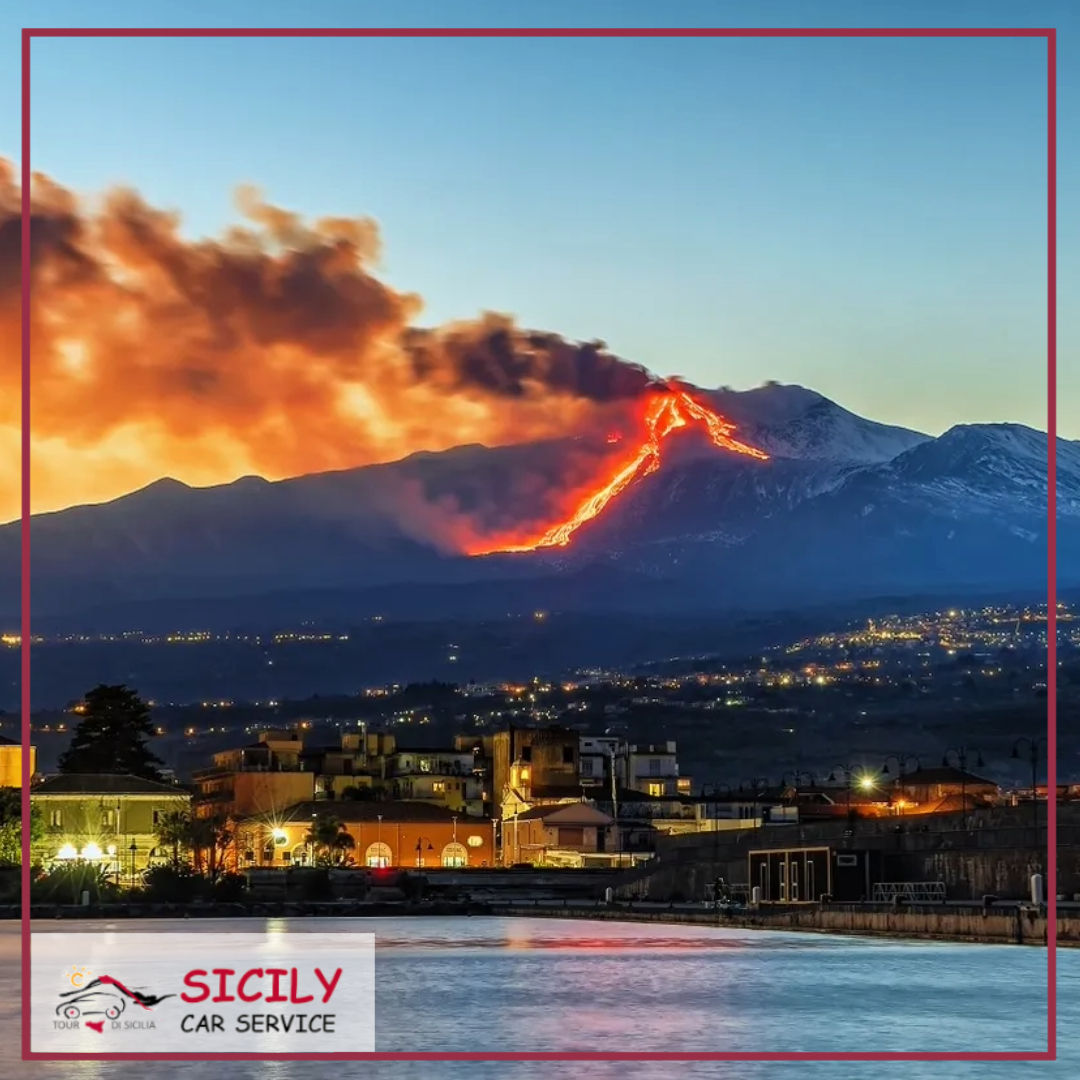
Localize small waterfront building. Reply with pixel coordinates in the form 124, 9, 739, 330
502, 802, 615, 867
31, 773, 192, 881
748, 846, 883, 903
892, 766, 1000, 813
231, 799, 496, 871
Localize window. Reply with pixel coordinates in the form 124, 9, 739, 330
49, 810, 62, 828
647, 782, 664, 798
521, 746, 531, 762
365, 842, 392, 868
101, 809, 115, 828
648, 759, 662, 776
441, 842, 468, 868
432, 781, 446, 794
562, 746, 574, 764
152, 809, 163, 825
281, 851, 292, 864
580, 758, 594, 776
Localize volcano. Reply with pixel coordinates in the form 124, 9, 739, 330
469, 386, 770, 554
2, 381, 1073, 633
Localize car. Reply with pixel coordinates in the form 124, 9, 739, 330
55, 989, 127, 1020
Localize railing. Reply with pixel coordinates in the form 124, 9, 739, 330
871, 881, 946, 903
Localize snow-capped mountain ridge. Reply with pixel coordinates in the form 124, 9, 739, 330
704, 383, 929, 464
2, 383, 1074, 625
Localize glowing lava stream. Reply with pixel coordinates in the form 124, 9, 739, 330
471, 388, 769, 555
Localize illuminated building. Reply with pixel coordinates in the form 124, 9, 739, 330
231, 800, 495, 870
0, 733, 35, 788
31, 773, 191, 879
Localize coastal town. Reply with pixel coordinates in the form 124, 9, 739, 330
2, 671, 1074, 948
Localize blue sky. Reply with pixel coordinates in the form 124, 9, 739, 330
4, 0, 1074, 438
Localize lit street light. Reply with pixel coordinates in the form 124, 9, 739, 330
827, 764, 878, 815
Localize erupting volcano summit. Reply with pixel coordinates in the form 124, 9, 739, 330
471, 386, 769, 555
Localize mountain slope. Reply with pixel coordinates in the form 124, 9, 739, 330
2, 386, 1072, 625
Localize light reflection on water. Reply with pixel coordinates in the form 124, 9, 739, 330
1, 917, 1075, 1080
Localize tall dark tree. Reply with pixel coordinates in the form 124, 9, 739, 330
58, 685, 164, 780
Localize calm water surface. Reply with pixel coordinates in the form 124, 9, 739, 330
1, 917, 1075, 1080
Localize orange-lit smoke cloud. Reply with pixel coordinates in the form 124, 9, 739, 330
0, 160, 656, 522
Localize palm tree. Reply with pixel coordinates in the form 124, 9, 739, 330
154, 810, 192, 868
305, 814, 355, 867
189, 814, 232, 878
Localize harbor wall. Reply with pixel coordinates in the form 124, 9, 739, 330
494, 901, 1078, 947
619, 805, 1080, 903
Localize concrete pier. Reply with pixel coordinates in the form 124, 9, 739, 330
491, 900, 1078, 946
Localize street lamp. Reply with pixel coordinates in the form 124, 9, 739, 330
1012, 736, 1047, 842
879, 755, 921, 813
942, 746, 985, 829
414, 837, 434, 868
702, 783, 733, 798
737, 777, 770, 794
827, 765, 854, 813
880, 754, 921, 778
128, 841, 137, 885
827, 765, 878, 814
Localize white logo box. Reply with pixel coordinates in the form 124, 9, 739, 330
31, 931, 375, 1054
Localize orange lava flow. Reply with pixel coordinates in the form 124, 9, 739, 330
470, 388, 769, 555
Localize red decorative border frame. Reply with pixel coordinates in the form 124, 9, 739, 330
19, 25, 1058, 1063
